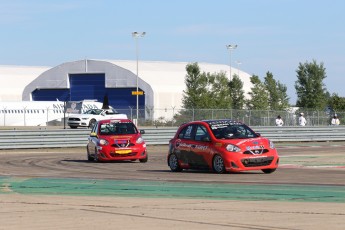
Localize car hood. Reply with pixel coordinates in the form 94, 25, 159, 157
102, 134, 141, 143
69, 114, 94, 119
219, 137, 271, 148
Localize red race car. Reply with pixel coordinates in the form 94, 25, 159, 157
167, 119, 279, 173
87, 119, 147, 162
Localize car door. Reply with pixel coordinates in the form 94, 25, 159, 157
174, 124, 195, 165
188, 124, 212, 168
87, 121, 99, 155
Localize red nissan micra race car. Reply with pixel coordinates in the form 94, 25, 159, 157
87, 119, 147, 162
167, 119, 279, 173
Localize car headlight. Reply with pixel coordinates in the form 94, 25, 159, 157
99, 139, 109, 146
269, 140, 275, 149
226, 144, 241, 152
136, 136, 144, 144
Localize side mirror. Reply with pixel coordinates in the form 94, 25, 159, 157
140, 130, 145, 134
256, 133, 261, 137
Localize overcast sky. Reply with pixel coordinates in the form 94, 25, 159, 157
1, 0, 344, 104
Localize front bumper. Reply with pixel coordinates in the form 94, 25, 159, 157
96, 145, 147, 161
67, 121, 88, 127
224, 153, 279, 172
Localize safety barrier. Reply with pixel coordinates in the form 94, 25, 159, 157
0, 126, 344, 149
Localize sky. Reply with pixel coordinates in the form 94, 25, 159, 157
1, 0, 344, 104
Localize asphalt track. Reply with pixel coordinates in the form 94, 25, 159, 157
1, 142, 345, 230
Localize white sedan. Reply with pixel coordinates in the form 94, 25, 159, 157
67, 109, 127, 129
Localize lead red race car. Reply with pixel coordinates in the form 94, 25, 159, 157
167, 119, 279, 173
87, 119, 147, 162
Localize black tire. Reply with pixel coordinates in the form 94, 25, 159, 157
262, 168, 276, 174
212, 155, 225, 174
87, 147, 94, 161
89, 119, 97, 129
94, 147, 99, 162
139, 155, 148, 163
168, 154, 182, 172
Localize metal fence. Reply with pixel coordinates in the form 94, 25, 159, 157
1, 126, 345, 149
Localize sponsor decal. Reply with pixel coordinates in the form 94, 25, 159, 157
193, 145, 208, 150
209, 120, 243, 130
176, 142, 209, 150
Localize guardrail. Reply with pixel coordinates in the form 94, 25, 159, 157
0, 126, 344, 149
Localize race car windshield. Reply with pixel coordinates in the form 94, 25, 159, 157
210, 124, 258, 139
84, 109, 103, 115
99, 123, 137, 135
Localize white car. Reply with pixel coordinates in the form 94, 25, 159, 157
67, 109, 128, 129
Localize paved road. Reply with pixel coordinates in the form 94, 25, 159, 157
1, 142, 345, 230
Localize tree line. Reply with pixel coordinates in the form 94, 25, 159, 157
182, 60, 345, 113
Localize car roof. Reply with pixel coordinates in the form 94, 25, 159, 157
177, 119, 244, 129
202, 119, 242, 124
183, 119, 243, 125
98, 119, 133, 124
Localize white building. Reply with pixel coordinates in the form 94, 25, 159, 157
0, 59, 253, 120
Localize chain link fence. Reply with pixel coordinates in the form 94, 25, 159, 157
116, 107, 344, 127
1, 106, 343, 127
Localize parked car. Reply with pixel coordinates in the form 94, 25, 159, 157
67, 108, 127, 129
167, 119, 279, 173
87, 118, 147, 162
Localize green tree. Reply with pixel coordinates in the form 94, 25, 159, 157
264, 71, 290, 110
295, 60, 328, 110
229, 74, 245, 109
276, 82, 290, 110
182, 63, 210, 109
328, 93, 345, 111
208, 71, 231, 109
182, 63, 232, 110
246, 75, 269, 110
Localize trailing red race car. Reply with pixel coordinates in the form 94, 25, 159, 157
87, 119, 147, 162
167, 119, 279, 173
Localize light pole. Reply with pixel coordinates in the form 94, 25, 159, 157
226, 44, 237, 81
236, 61, 241, 78
132, 31, 146, 125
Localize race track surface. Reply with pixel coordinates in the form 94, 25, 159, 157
1, 142, 345, 230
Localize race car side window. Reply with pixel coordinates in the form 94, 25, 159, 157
194, 125, 210, 141
178, 125, 194, 140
